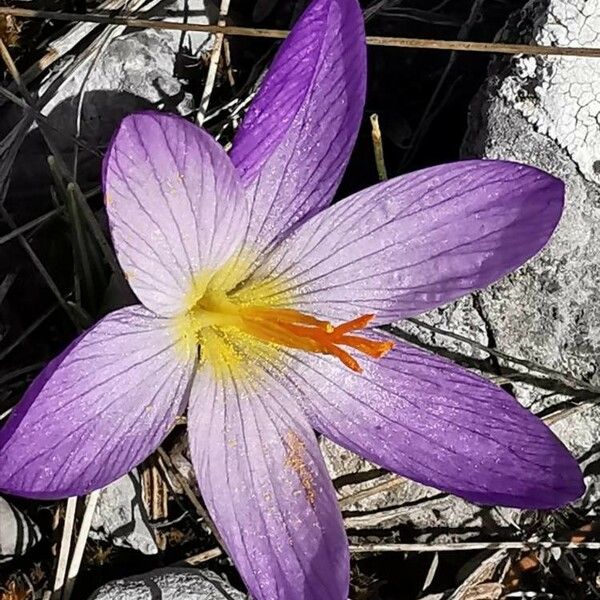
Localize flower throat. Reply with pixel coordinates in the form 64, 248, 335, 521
182, 286, 394, 374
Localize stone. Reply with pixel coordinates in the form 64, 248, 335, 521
3, 0, 214, 214
90, 470, 159, 555
461, 0, 600, 476
88, 567, 246, 600
0, 495, 41, 563
323, 0, 600, 540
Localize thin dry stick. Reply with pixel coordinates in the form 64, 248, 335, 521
197, 0, 231, 125
184, 547, 223, 565
222, 38, 235, 87
350, 541, 600, 553
4, 8, 600, 57
339, 475, 404, 508
52, 497, 78, 598
370, 113, 388, 181
156, 447, 225, 549
62, 491, 100, 600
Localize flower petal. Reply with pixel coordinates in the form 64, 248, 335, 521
245, 160, 564, 323
229, 0, 366, 253
0, 305, 195, 499
276, 334, 583, 509
103, 111, 248, 317
188, 365, 348, 600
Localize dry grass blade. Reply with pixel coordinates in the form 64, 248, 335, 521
52, 497, 78, 598
67, 180, 120, 274
0, 303, 60, 362
197, 0, 231, 125
155, 447, 226, 550
448, 550, 509, 600
3, 7, 600, 57
350, 541, 600, 553
339, 475, 405, 508
183, 547, 223, 565
370, 113, 388, 181
0, 204, 77, 325
62, 491, 101, 600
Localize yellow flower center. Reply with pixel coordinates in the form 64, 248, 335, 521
174, 260, 393, 378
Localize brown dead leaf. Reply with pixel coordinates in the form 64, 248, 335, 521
0, 580, 31, 600
0, 15, 21, 48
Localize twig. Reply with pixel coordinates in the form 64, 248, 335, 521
62, 491, 100, 600
156, 447, 225, 549
339, 475, 404, 508
4, 8, 600, 57
52, 497, 78, 598
370, 113, 388, 181
197, 0, 231, 125
184, 547, 223, 564
350, 541, 600, 553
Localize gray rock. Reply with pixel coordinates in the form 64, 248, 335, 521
5, 0, 214, 212
90, 470, 158, 555
0, 495, 41, 563
88, 568, 246, 600
462, 0, 600, 466
323, 0, 600, 540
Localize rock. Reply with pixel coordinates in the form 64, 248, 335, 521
90, 470, 159, 555
0, 496, 41, 563
88, 568, 246, 600
4, 0, 215, 213
461, 0, 600, 478
323, 0, 600, 540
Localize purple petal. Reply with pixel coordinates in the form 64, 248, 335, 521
229, 0, 366, 253
277, 334, 583, 509
244, 160, 564, 324
188, 365, 348, 600
103, 111, 248, 317
0, 305, 195, 499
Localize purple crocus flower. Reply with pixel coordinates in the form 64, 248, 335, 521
0, 0, 584, 597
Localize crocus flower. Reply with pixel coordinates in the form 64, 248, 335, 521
0, 0, 584, 597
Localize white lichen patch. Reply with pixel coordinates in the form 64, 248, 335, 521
497, 0, 600, 183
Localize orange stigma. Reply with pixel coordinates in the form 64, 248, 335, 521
237, 307, 394, 373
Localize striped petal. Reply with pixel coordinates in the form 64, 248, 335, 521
188, 360, 348, 600
0, 305, 195, 499
242, 160, 564, 323
229, 0, 366, 254
103, 111, 248, 317
276, 334, 583, 509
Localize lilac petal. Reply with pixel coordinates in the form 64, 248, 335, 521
245, 160, 564, 324
229, 0, 366, 254
0, 305, 195, 499
277, 334, 583, 509
188, 365, 348, 600
103, 111, 248, 317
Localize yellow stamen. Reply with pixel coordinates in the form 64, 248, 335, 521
188, 294, 393, 373
175, 260, 394, 376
